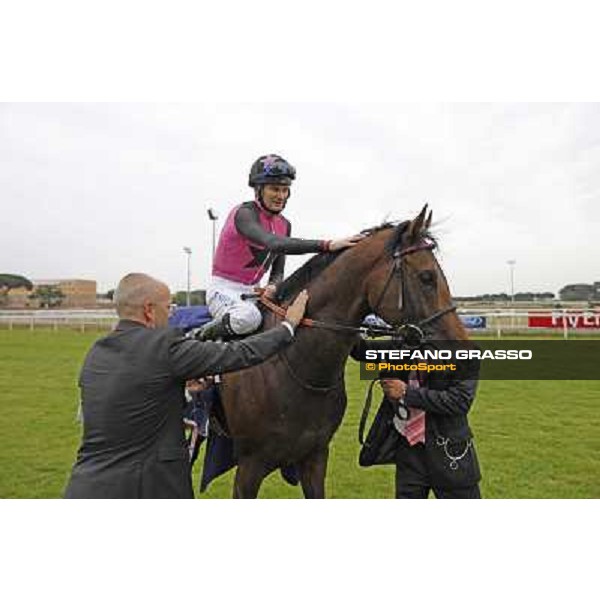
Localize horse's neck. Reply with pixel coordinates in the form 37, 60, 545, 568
306, 255, 371, 326
276, 258, 371, 388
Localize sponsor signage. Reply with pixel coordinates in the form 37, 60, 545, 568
528, 312, 600, 329
460, 315, 487, 329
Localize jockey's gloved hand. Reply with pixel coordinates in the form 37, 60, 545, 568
264, 284, 277, 299
328, 234, 366, 252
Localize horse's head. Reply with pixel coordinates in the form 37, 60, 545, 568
362, 205, 468, 342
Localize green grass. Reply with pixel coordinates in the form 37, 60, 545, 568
1, 329, 599, 498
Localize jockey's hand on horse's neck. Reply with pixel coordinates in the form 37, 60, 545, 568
264, 284, 277, 299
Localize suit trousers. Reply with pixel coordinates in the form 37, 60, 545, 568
395, 440, 481, 499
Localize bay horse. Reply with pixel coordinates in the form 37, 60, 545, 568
217, 206, 468, 498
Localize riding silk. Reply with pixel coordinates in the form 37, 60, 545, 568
212, 201, 290, 285
208, 200, 326, 335
212, 200, 324, 285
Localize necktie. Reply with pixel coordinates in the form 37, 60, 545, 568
402, 372, 426, 446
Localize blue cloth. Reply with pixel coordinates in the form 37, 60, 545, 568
200, 428, 237, 492
168, 306, 212, 332
200, 430, 300, 492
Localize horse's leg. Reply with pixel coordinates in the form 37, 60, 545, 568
233, 458, 270, 499
298, 447, 329, 499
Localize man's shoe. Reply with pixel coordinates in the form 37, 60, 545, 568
196, 314, 235, 341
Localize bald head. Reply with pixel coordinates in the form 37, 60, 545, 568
114, 273, 171, 325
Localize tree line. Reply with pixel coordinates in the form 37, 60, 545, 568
4, 272, 599, 307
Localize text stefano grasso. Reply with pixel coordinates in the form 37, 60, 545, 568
363, 349, 533, 361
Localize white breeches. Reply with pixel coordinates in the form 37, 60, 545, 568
206, 276, 263, 335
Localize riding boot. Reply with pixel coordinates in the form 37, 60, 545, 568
196, 313, 236, 341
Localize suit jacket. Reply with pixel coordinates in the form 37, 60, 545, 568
65, 319, 293, 499
351, 338, 481, 489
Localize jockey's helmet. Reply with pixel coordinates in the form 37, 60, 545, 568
248, 154, 296, 188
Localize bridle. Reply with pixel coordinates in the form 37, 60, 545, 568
368, 238, 457, 345
257, 236, 456, 346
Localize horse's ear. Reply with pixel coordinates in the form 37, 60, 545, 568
424, 209, 433, 231
407, 204, 428, 241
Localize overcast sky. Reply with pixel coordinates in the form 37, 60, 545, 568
1, 102, 598, 296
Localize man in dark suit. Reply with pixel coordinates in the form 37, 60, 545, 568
352, 339, 481, 499
64, 272, 308, 499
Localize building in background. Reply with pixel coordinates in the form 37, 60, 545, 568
3, 286, 32, 308
34, 279, 97, 308
2, 279, 98, 309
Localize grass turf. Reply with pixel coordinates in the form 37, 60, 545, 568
0, 329, 598, 498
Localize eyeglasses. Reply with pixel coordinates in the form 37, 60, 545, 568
149, 302, 177, 314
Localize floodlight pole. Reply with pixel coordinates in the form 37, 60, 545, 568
183, 246, 192, 306
507, 259, 516, 304
207, 208, 219, 258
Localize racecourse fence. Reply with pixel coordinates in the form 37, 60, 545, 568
0, 309, 118, 332
457, 309, 600, 338
1, 308, 600, 338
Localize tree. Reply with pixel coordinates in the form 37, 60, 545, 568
0, 274, 33, 307
0, 274, 33, 290
172, 289, 207, 306
559, 284, 594, 301
29, 285, 65, 308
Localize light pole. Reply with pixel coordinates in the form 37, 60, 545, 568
507, 259, 516, 304
207, 208, 219, 258
183, 246, 192, 306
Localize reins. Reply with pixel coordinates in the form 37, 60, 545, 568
257, 294, 393, 337
253, 237, 457, 342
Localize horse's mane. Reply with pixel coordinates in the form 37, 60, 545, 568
276, 251, 341, 302
276, 220, 437, 302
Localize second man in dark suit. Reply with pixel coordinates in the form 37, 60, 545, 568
352, 338, 482, 499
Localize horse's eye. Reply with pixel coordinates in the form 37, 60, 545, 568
419, 270, 436, 287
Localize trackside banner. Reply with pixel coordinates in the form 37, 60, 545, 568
528, 312, 600, 329
355, 340, 600, 380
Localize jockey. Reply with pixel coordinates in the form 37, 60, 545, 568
199, 153, 363, 340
